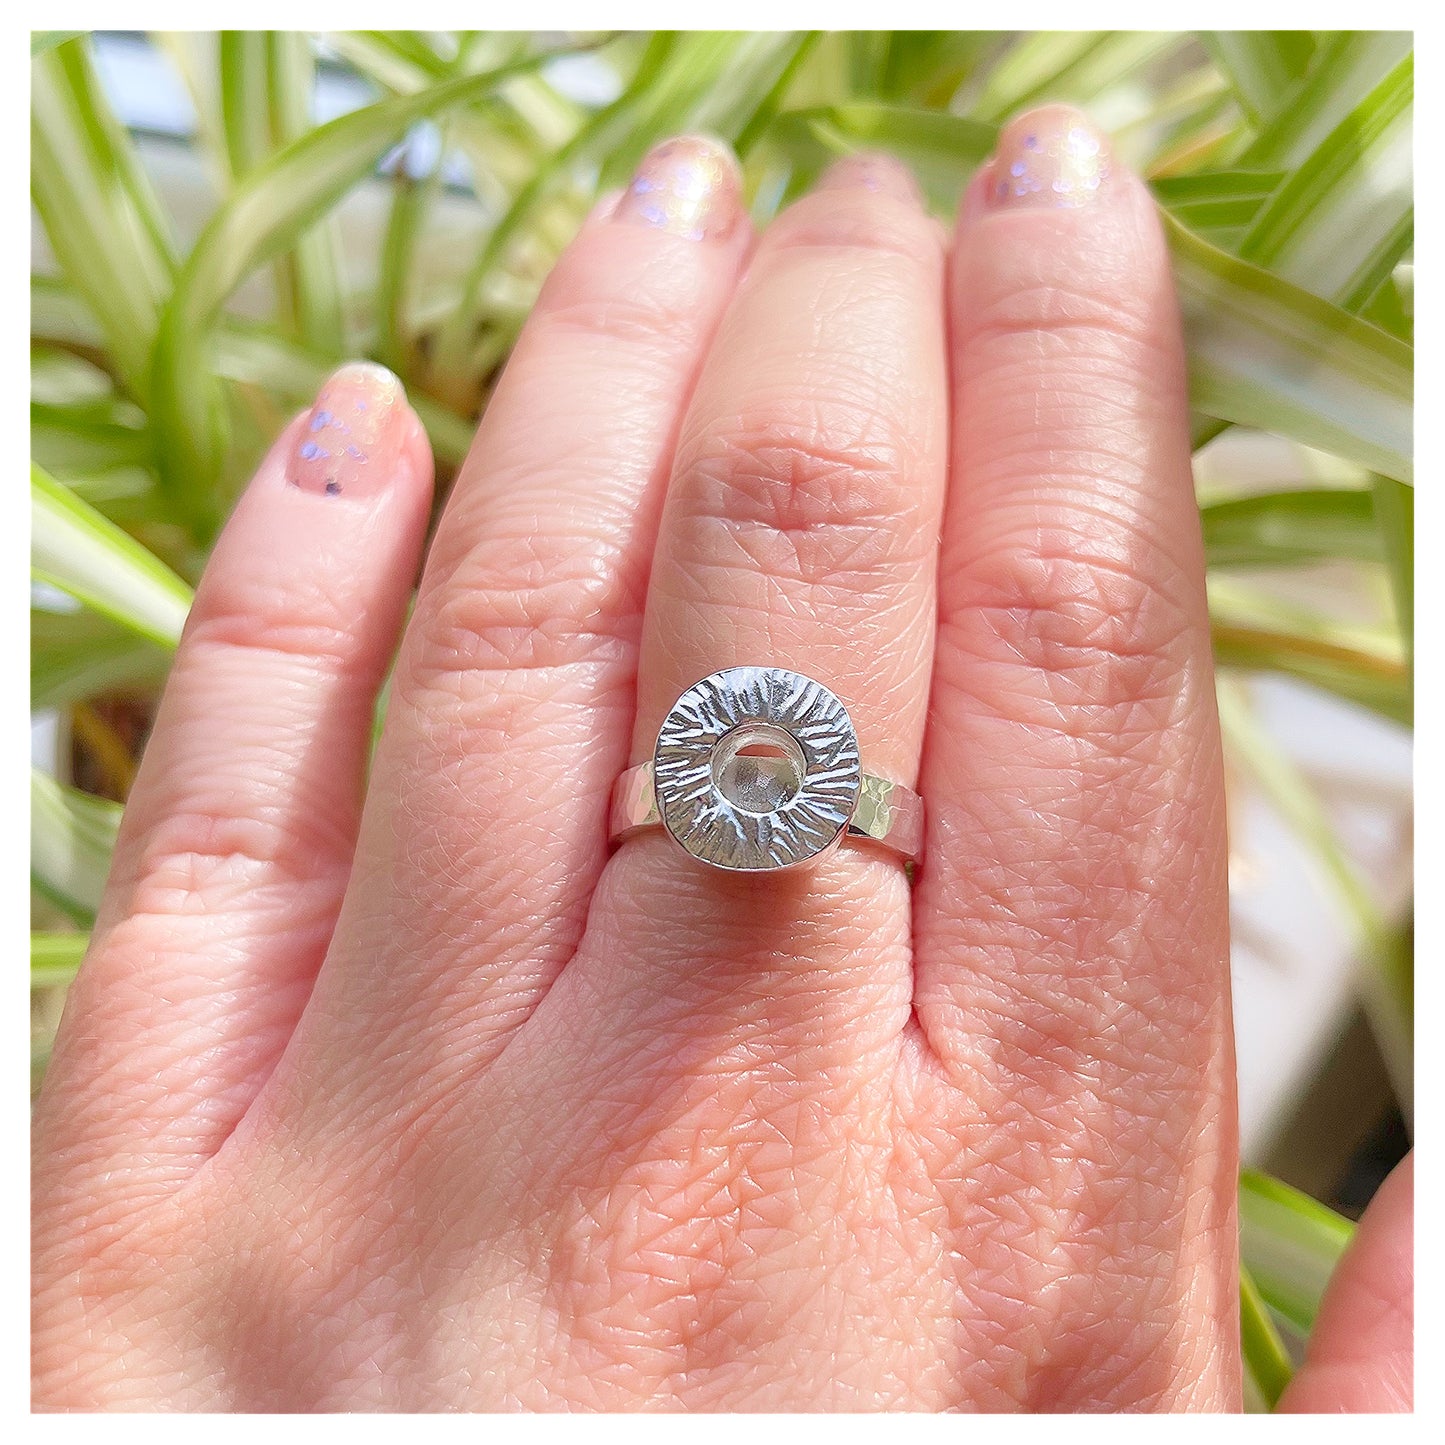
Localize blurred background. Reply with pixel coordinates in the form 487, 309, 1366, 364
30, 31, 1412, 1409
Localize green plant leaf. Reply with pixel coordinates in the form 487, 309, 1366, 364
1239, 54, 1412, 310
767, 102, 995, 213
30, 274, 104, 355
1201, 487, 1381, 569
1218, 683, 1412, 1114
878, 31, 1003, 108
1204, 31, 1316, 130
1242, 31, 1412, 169
1239, 1168, 1354, 1336
969, 31, 1101, 119
351, 31, 573, 379
30, 770, 121, 926
328, 28, 588, 190
841, 32, 891, 95
1361, 270, 1412, 342
48, 37, 177, 301
31, 387, 150, 454
1151, 169, 1284, 241
1041, 31, 1187, 109
1167, 212, 1412, 484
1134, 65, 1237, 177
218, 30, 276, 179
373, 137, 442, 375
151, 31, 230, 192
427, 33, 675, 383
263, 32, 349, 354
149, 52, 564, 538
1214, 626, 1408, 726
1210, 574, 1408, 726
32, 31, 85, 57
32, 931, 88, 990
735, 31, 824, 157
32, 464, 193, 651
324, 30, 445, 92
971, 32, 1181, 122
31, 37, 176, 401
604, 31, 813, 169
31, 604, 170, 711
1372, 473, 1413, 669
1240, 1261, 1294, 1411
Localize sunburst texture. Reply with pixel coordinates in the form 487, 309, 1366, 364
653, 666, 861, 872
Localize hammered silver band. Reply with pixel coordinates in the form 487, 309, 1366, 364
608, 666, 924, 874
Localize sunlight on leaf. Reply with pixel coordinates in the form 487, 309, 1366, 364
1240, 1168, 1354, 1336
30, 770, 121, 926
32, 463, 193, 650
31, 931, 89, 991
1169, 212, 1412, 483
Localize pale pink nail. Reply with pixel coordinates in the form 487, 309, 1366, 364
984, 104, 1112, 212
288, 362, 406, 499
817, 151, 922, 204
612, 134, 742, 241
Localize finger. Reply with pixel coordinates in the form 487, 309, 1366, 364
1278, 1152, 1413, 1413
33, 364, 433, 1197
630, 153, 946, 789
574, 155, 945, 1032
280, 139, 750, 1102
915, 107, 1237, 1407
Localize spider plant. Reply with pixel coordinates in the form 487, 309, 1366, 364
30, 31, 1411, 1410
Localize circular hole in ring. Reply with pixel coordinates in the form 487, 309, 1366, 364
710, 722, 806, 815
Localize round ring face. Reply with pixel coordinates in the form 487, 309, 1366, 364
653, 667, 862, 872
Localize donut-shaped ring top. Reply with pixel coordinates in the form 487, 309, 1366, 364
653, 666, 862, 872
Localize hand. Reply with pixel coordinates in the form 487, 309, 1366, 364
32, 108, 1412, 1412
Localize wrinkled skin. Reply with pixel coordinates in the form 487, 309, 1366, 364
32, 109, 1411, 1412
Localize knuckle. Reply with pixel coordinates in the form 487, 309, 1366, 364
959, 274, 1184, 424
183, 572, 370, 679
942, 535, 1194, 729
128, 802, 347, 915
401, 528, 638, 692
962, 274, 1173, 376
673, 404, 920, 587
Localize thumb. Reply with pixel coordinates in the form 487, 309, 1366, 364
1278, 1152, 1413, 1412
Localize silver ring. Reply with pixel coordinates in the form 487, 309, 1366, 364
608, 666, 924, 874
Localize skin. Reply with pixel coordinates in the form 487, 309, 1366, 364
31, 107, 1412, 1412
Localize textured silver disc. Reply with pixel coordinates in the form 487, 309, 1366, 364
653, 666, 862, 872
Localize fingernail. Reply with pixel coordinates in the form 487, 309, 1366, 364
983, 105, 1112, 212
288, 362, 405, 499
817, 151, 921, 204
612, 134, 742, 241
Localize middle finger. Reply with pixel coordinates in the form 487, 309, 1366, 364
631, 155, 947, 797
579, 154, 946, 1033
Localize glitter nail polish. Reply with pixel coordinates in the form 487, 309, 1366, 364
613, 135, 742, 241
985, 105, 1111, 211
288, 362, 405, 498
